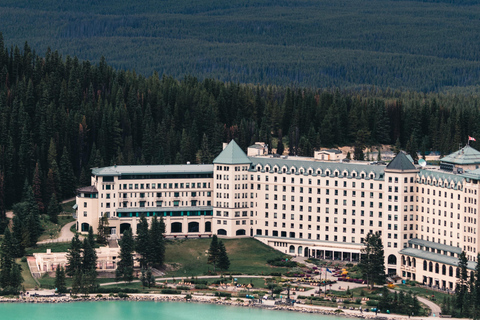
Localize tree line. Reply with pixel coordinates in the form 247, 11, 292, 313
1, 36, 480, 232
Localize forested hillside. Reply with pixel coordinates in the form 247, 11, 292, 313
1, 36, 480, 221
1, 0, 480, 90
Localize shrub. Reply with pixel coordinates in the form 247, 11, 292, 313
366, 300, 379, 306
194, 284, 209, 290
176, 286, 190, 290
95, 287, 140, 294
355, 298, 362, 304
161, 289, 181, 294
117, 292, 129, 298
267, 257, 297, 268
214, 292, 231, 297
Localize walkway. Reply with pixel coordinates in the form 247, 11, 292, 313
37, 221, 77, 244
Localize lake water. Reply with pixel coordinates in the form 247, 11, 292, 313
0, 301, 346, 320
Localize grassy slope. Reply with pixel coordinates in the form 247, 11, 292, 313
164, 237, 287, 277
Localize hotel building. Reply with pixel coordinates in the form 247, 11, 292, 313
75, 140, 480, 289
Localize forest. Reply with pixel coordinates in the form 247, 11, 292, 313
1, 0, 480, 91
1, 34, 480, 223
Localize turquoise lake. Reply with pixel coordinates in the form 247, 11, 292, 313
0, 301, 345, 320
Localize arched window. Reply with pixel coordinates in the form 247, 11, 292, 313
429, 262, 433, 272
289, 245, 295, 254
188, 222, 199, 233
435, 263, 439, 274
171, 222, 182, 233
205, 221, 212, 233
81, 223, 90, 232
449, 266, 454, 277
388, 254, 397, 265
442, 265, 446, 275
236, 229, 246, 236
298, 246, 303, 255
412, 258, 416, 268
423, 260, 427, 271
217, 229, 227, 236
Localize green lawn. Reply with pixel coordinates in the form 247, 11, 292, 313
61, 200, 76, 215
25, 242, 72, 255
393, 284, 451, 302
38, 215, 75, 241
18, 258, 38, 289
164, 238, 288, 277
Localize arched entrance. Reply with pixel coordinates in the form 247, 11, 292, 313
119, 223, 130, 234
298, 246, 303, 255
81, 223, 90, 232
388, 254, 397, 265
217, 229, 227, 236
304, 247, 309, 258
289, 245, 295, 254
205, 221, 211, 232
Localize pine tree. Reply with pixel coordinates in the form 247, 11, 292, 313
208, 235, 220, 272
32, 162, 45, 214
116, 228, 134, 282
97, 215, 109, 245
55, 266, 67, 294
82, 237, 97, 294
59, 146, 76, 199
136, 214, 150, 269
66, 234, 83, 277
47, 193, 60, 223
456, 251, 469, 317
148, 216, 165, 267
0, 227, 14, 288
358, 232, 385, 289
217, 241, 230, 274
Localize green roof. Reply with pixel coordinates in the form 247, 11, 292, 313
249, 157, 385, 180
441, 145, 480, 165
408, 238, 462, 255
386, 151, 417, 171
399, 247, 476, 270
91, 164, 213, 176
213, 140, 252, 165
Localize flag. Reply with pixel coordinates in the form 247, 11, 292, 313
326, 268, 332, 273
469, 136, 476, 142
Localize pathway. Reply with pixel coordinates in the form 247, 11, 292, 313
37, 221, 77, 244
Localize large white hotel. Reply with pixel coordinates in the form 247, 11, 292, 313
76, 140, 480, 290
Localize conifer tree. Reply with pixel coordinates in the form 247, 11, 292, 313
66, 234, 83, 277
116, 228, 134, 282
47, 193, 61, 223
136, 214, 150, 269
97, 215, 109, 245
358, 232, 385, 289
55, 266, 67, 294
208, 235, 220, 272
148, 216, 165, 267
217, 241, 230, 274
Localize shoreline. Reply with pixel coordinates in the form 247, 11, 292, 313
0, 293, 438, 320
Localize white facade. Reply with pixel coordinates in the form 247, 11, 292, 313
75, 141, 480, 289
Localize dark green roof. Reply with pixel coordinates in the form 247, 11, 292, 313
213, 140, 252, 165
441, 145, 480, 165
386, 151, 417, 171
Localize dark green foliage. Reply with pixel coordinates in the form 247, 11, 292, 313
0, 228, 23, 293
136, 214, 149, 269
207, 235, 220, 272
116, 229, 134, 282
96, 216, 109, 246
140, 268, 156, 288
267, 257, 297, 268
217, 241, 230, 273
148, 216, 165, 267
65, 234, 82, 277
54, 266, 67, 294
358, 232, 385, 289
378, 287, 421, 316
47, 193, 61, 224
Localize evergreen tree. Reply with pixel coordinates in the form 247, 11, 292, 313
116, 228, 134, 282
82, 237, 98, 294
54, 266, 67, 294
455, 251, 469, 317
136, 214, 150, 269
66, 234, 83, 277
0, 227, 14, 288
59, 146, 77, 199
47, 193, 61, 223
148, 216, 165, 267
97, 215, 109, 245
358, 232, 385, 289
217, 241, 230, 274
32, 162, 45, 214
208, 235, 220, 272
